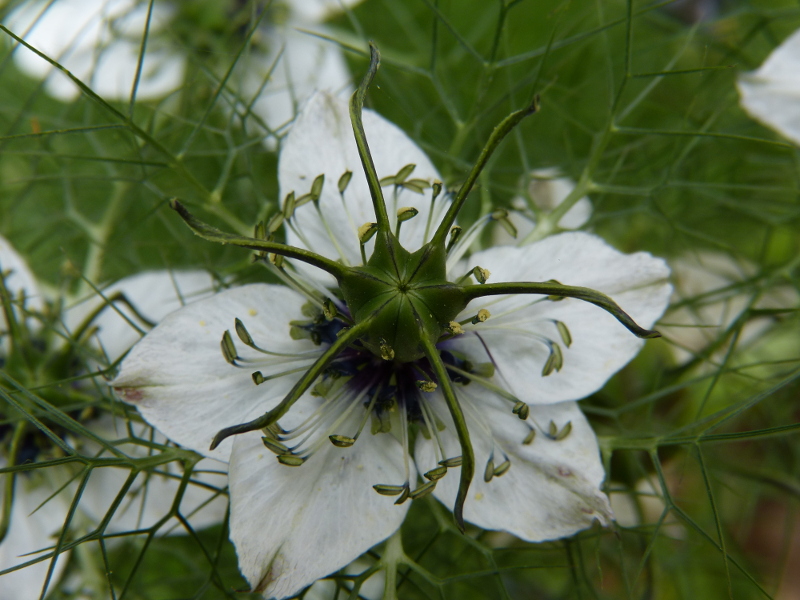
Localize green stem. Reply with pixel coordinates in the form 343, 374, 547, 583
209, 318, 371, 450
380, 530, 405, 600
350, 43, 391, 233
419, 334, 474, 533
171, 200, 349, 282
77, 181, 128, 298
431, 96, 540, 247
0, 422, 25, 544
462, 281, 660, 339
0, 26, 247, 235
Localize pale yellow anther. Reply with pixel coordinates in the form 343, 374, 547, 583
448, 321, 464, 335
270, 253, 285, 268
396, 206, 419, 222
475, 309, 490, 323
473, 266, 491, 284
358, 222, 378, 244
379, 339, 395, 361
416, 380, 438, 393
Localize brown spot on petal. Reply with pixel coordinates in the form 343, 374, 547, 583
558, 468, 573, 477
115, 387, 144, 402
255, 553, 284, 593
581, 507, 595, 515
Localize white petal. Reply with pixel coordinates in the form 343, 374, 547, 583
6, 0, 183, 102
112, 284, 324, 461
0, 467, 71, 600
64, 270, 217, 363
228, 426, 408, 599
449, 232, 671, 404
737, 28, 800, 145
415, 392, 612, 541
77, 415, 228, 534
279, 92, 448, 282
289, 0, 366, 23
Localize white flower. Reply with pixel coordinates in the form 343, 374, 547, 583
5, 0, 361, 132
112, 90, 671, 599
492, 168, 592, 246
238, 0, 364, 137
0, 236, 227, 598
5, 0, 184, 102
660, 251, 799, 365
737, 28, 800, 146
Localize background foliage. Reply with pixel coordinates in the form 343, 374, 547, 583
1, 0, 799, 598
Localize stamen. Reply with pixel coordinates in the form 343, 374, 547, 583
313, 198, 350, 266
424, 466, 447, 481
287, 382, 371, 459
329, 435, 356, 447
555, 421, 572, 441
379, 339, 395, 361
468, 309, 491, 325
523, 427, 536, 445
209, 318, 371, 450
282, 192, 297, 219
415, 380, 437, 392
445, 226, 462, 254
484, 455, 495, 483
410, 479, 437, 500
266, 210, 284, 236
493, 459, 511, 477
338, 171, 353, 194
439, 456, 463, 467
472, 267, 491, 285
358, 222, 378, 264
220, 330, 238, 365
492, 208, 518, 239
445, 213, 494, 269
373, 484, 406, 496
554, 319, 573, 347
541, 341, 564, 376
422, 180, 443, 242
328, 380, 382, 448
238, 317, 318, 358
395, 206, 419, 238
261, 436, 290, 456
511, 401, 530, 421
446, 321, 464, 336
261, 257, 327, 311
416, 392, 447, 464
531, 418, 572, 441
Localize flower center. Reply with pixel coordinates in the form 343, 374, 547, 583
339, 231, 468, 363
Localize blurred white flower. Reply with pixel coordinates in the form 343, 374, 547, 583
661, 251, 799, 365
737, 28, 800, 146
5, 0, 362, 137
492, 168, 592, 246
0, 235, 227, 599
5, 0, 184, 102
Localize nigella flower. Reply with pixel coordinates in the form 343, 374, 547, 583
112, 47, 671, 599
0, 236, 227, 598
